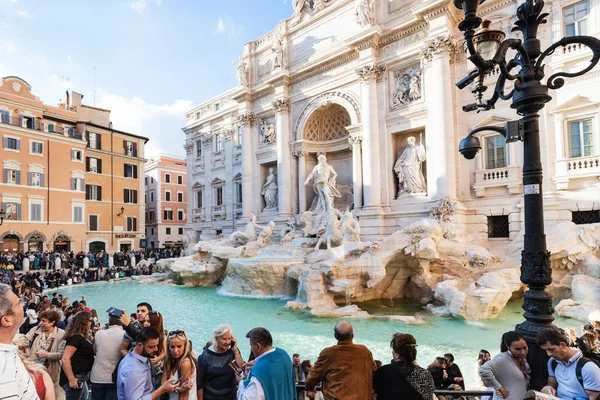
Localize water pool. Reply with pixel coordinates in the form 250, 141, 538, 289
53, 280, 573, 389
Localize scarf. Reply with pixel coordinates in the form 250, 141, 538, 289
508, 350, 531, 376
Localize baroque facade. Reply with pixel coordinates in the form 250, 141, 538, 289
183, 0, 600, 242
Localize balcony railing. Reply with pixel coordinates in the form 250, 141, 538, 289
473, 165, 521, 197
554, 155, 600, 190
1, 115, 42, 131
212, 205, 226, 219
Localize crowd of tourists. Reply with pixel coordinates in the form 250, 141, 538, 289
1, 281, 600, 400
0, 248, 182, 271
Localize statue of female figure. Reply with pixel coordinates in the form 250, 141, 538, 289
262, 167, 278, 211
304, 154, 341, 213
354, 0, 374, 26
394, 136, 427, 196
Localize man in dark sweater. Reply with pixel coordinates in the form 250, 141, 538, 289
444, 353, 465, 389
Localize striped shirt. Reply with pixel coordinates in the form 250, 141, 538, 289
0, 343, 40, 400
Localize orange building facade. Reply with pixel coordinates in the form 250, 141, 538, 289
0, 76, 148, 253
145, 155, 187, 249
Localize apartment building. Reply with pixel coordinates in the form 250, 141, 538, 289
0, 76, 148, 253
145, 155, 187, 249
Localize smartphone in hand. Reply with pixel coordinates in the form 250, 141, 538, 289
229, 360, 243, 375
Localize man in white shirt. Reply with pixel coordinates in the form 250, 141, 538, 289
0, 283, 40, 400
237, 327, 295, 400
91, 312, 126, 400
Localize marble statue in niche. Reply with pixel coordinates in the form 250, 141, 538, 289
391, 65, 422, 108
262, 167, 278, 211
354, 0, 374, 26
232, 58, 248, 87
304, 154, 341, 213
272, 30, 286, 70
394, 136, 427, 197
260, 119, 276, 145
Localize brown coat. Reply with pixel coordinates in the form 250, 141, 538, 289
305, 339, 377, 400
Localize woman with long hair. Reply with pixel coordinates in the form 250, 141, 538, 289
12, 334, 55, 400
475, 349, 492, 388
61, 311, 94, 400
373, 333, 435, 400
479, 331, 530, 400
162, 330, 197, 400
427, 357, 450, 390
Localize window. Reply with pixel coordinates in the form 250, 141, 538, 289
126, 217, 137, 232
73, 205, 83, 223
150, 211, 155, 221
564, 0, 589, 37
47, 124, 55, 133
124, 140, 137, 157
196, 141, 202, 157
178, 210, 184, 221
124, 163, 138, 178
124, 189, 138, 204
178, 175, 183, 185
71, 149, 83, 161
215, 134, 223, 152
215, 187, 223, 206
196, 190, 203, 208
1, 202, 21, 220
87, 132, 101, 149
3, 169, 20, 185
31, 141, 43, 155
145, 177, 148, 185
30, 203, 42, 222
71, 178, 84, 191
145, 193, 148, 204
86, 157, 102, 173
151, 177, 154, 183
150, 191, 155, 202
0, 110, 9, 123
177, 192, 183, 202
29, 172, 45, 187
89, 215, 99, 231
166, 228, 171, 235
572, 210, 600, 225
235, 182, 243, 203
569, 119, 593, 158
165, 191, 171, 201
214, 103, 220, 112
164, 210, 173, 220
165, 173, 171, 183
178, 228, 183, 235
66, 127, 75, 137
488, 216, 509, 238
21, 116, 35, 129
486, 135, 506, 169
3, 137, 20, 151
237, 126, 243, 146
85, 184, 102, 201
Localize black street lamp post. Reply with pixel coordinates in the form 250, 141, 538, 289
452, 0, 600, 390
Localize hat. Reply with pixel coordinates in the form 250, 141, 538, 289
583, 323, 593, 331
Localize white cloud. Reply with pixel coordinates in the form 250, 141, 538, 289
7, 0, 18, 3
15, 10, 32, 18
127, 0, 162, 13
97, 90, 193, 158
0, 42, 16, 53
215, 15, 241, 41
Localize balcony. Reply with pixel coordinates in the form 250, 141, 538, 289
192, 207, 206, 222
473, 165, 521, 197
554, 155, 600, 190
212, 205, 226, 219
1, 115, 42, 131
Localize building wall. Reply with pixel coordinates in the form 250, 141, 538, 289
145, 155, 187, 249
182, 0, 600, 246
0, 77, 148, 254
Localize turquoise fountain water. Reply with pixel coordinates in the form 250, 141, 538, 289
55, 281, 573, 389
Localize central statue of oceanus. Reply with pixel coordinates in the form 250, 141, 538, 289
304, 154, 341, 213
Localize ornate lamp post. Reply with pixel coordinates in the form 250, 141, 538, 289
452, 0, 600, 390
0, 208, 4, 226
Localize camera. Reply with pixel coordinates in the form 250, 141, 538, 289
459, 135, 481, 160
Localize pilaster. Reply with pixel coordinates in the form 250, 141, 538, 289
273, 98, 293, 217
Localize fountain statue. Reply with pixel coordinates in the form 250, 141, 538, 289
341, 211, 361, 243
230, 214, 258, 245
304, 154, 341, 214
261, 168, 278, 211
256, 221, 276, 247
314, 210, 343, 250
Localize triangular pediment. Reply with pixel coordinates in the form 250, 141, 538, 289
472, 115, 511, 129
211, 177, 225, 186
192, 182, 204, 189
552, 96, 600, 114
233, 173, 242, 180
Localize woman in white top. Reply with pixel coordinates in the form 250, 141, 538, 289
162, 330, 197, 400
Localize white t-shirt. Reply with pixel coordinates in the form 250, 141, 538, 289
0, 343, 40, 400
90, 325, 125, 384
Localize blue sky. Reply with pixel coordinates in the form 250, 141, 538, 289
0, 0, 293, 157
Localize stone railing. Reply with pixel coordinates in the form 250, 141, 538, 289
234, 203, 243, 213
473, 165, 521, 197
192, 207, 205, 222
554, 155, 600, 190
212, 205, 226, 219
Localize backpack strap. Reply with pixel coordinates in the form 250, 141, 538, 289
575, 357, 591, 389
551, 359, 558, 373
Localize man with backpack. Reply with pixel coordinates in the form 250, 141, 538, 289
538, 328, 600, 400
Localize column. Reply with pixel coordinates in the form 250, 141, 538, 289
273, 99, 292, 217
356, 65, 385, 209
423, 35, 459, 199
237, 114, 255, 219
349, 136, 363, 209
296, 151, 308, 212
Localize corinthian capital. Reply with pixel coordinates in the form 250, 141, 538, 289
355, 64, 386, 82
421, 34, 464, 64
272, 99, 290, 114
183, 142, 193, 155
236, 113, 256, 127
348, 136, 362, 145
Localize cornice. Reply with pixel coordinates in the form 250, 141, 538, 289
379, 21, 429, 47
290, 51, 359, 85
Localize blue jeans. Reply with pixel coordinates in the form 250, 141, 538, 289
63, 374, 90, 400
91, 383, 117, 400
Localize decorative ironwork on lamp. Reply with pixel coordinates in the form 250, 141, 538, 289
0, 208, 5, 226
117, 206, 125, 217
452, 0, 600, 390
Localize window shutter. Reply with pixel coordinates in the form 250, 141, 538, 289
164, 210, 167, 220
2, 137, 6, 148
133, 165, 138, 179
86, 131, 90, 147
86, 157, 90, 171
86, 185, 90, 200
97, 134, 102, 149
98, 186, 102, 201
133, 190, 138, 204
1, 202, 5, 215
3, 169, 6, 184
72, 178, 76, 191
98, 158, 102, 173
16, 139, 21, 151
123, 140, 127, 153
15, 171, 20, 185
124, 189, 128, 203
28, 172, 32, 186
133, 218, 137, 232
16, 204, 21, 220
133, 143, 137, 157
40, 174, 45, 188
39, 143, 43, 153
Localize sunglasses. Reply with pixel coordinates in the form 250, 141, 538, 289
169, 329, 186, 337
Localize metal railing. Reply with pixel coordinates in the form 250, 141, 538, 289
1, 115, 43, 131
